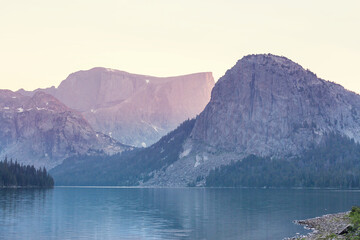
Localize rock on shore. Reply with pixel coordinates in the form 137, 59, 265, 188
288, 212, 351, 239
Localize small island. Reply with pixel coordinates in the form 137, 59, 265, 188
290, 206, 360, 240
0, 157, 54, 188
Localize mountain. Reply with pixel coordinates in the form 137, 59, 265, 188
0, 90, 128, 169
19, 68, 214, 147
50, 119, 195, 186
51, 54, 360, 187
146, 54, 360, 186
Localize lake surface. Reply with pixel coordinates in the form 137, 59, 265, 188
0, 188, 360, 240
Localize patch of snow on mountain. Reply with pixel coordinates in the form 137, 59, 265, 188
194, 155, 201, 168
141, 120, 162, 133
179, 147, 192, 159
17, 108, 24, 113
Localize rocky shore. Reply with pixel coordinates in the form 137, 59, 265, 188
287, 212, 351, 240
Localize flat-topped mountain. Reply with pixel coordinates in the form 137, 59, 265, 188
0, 90, 128, 169
19, 68, 214, 147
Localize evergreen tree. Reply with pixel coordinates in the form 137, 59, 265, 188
0, 158, 54, 187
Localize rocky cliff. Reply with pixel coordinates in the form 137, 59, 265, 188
191, 54, 360, 156
0, 90, 128, 168
19, 68, 215, 147
145, 54, 360, 186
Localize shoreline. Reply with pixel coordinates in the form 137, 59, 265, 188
287, 212, 351, 240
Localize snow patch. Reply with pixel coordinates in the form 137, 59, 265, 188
141, 120, 162, 133
17, 107, 24, 113
313, 129, 324, 136
194, 155, 201, 168
96, 134, 99, 138
152, 125, 159, 133
36, 107, 45, 110
12, 96, 16, 99
145, 79, 150, 84
179, 147, 192, 158
46, 102, 49, 106
108, 132, 112, 137
141, 142, 147, 148
90, 109, 96, 113
3, 107, 9, 110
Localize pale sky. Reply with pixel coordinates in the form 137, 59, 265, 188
0, 0, 359, 93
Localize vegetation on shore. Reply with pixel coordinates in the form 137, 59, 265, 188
0, 157, 54, 188
346, 206, 360, 239
206, 134, 360, 188
291, 206, 360, 240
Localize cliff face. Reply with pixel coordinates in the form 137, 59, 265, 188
191, 54, 360, 156
19, 68, 215, 147
0, 90, 128, 169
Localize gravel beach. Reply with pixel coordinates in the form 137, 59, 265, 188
287, 212, 351, 239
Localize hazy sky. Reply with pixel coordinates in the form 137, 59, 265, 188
1, 0, 359, 92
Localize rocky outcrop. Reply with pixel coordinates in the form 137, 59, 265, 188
19, 68, 215, 147
0, 90, 128, 169
145, 54, 360, 186
289, 212, 351, 239
191, 54, 360, 156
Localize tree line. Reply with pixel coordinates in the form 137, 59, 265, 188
206, 133, 360, 188
0, 157, 54, 187
50, 119, 196, 186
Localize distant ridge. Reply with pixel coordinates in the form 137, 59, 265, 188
19, 68, 215, 147
0, 90, 129, 169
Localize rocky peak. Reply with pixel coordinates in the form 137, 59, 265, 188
25, 91, 70, 112
191, 54, 360, 156
0, 90, 128, 169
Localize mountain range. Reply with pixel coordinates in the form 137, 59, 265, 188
0, 68, 213, 168
0, 90, 127, 168
19, 68, 214, 147
50, 54, 360, 187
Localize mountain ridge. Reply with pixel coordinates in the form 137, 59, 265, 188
18, 68, 215, 147
0, 90, 129, 169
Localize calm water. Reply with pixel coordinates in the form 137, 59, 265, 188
0, 188, 360, 240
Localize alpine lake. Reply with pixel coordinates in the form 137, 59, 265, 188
1, 187, 359, 239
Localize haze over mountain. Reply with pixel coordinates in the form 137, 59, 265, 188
19, 68, 215, 147
51, 54, 360, 187
0, 90, 128, 169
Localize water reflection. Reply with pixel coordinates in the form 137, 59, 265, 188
0, 188, 359, 239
